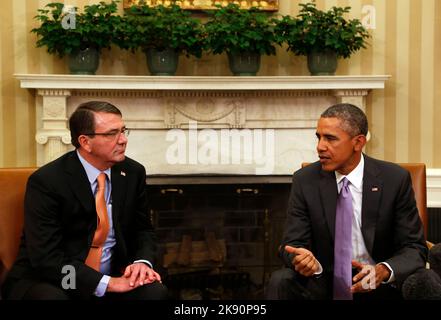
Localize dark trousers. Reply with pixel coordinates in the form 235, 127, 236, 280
265, 268, 402, 300
2, 278, 168, 300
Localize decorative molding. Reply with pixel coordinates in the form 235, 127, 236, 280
37, 89, 71, 97
16, 74, 389, 170
70, 90, 332, 99
43, 100, 65, 119
173, 98, 237, 122
428, 169, 441, 208
36, 130, 71, 145
332, 89, 370, 97
16, 74, 390, 91
72, 90, 161, 98
164, 98, 245, 128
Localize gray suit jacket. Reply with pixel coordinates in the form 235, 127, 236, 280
280, 155, 427, 285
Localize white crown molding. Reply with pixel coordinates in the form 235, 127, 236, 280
16, 74, 390, 91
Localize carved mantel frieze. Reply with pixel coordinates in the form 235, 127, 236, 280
16, 74, 390, 167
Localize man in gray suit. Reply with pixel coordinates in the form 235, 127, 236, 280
267, 103, 427, 300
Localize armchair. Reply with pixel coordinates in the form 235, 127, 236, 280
0, 168, 36, 292
397, 163, 430, 245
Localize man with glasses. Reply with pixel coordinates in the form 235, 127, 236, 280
2, 101, 168, 300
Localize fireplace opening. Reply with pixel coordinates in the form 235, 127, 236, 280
146, 176, 291, 300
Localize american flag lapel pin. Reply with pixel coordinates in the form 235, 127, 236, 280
371, 186, 379, 192
120, 171, 126, 177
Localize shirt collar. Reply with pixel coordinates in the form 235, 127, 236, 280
335, 154, 364, 192
76, 150, 111, 184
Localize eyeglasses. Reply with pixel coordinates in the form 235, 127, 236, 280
83, 128, 130, 139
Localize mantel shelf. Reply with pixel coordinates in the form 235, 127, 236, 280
15, 74, 390, 91
19, 73, 395, 199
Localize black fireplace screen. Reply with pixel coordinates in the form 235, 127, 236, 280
146, 180, 290, 300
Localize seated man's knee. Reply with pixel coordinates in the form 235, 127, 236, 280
269, 268, 296, 285
23, 282, 71, 300
266, 268, 296, 299
130, 281, 168, 300
402, 269, 441, 300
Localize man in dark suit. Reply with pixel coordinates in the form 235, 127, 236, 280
266, 103, 427, 300
1, 101, 168, 300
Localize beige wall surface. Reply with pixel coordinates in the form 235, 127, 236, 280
0, 0, 440, 168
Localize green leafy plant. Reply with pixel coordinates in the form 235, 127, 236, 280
115, 2, 204, 58
31, 1, 121, 58
204, 3, 277, 56
274, 1, 370, 58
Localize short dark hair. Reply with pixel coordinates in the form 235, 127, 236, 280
69, 101, 122, 148
320, 103, 368, 137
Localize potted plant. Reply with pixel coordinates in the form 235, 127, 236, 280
31, 1, 121, 75
116, 2, 204, 76
274, 1, 370, 75
204, 3, 277, 76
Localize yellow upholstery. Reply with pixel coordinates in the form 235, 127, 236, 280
0, 168, 36, 286
397, 163, 428, 238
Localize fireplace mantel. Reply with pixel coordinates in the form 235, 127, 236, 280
16, 74, 389, 91
17, 74, 396, 189
16, 74, 389, 165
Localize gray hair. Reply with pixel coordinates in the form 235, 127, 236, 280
320, 103, 368, 137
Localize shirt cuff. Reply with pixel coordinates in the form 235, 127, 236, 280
94, 275, 110, 297
314, 260, 323, 276
133, 259, 153, 269
379, 262, 395, 283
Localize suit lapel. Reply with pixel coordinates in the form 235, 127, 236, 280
361, 156, 383, 255
65, 152, 95, 214
319, 169, 339, 240
111, 163, 128, 223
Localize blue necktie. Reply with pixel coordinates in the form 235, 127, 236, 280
333, 177, 353, 300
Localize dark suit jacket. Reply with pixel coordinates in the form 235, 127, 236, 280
280, 155, 427, 285
3, 151, 157, 299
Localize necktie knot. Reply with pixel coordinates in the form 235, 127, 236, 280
340, 177, 351, 198
342, 177, 348, 187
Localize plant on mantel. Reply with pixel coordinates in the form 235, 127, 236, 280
273, 1, 370, 75
204, 3, 277, 76
115, 1, 205, 75
31, 1, 121, 74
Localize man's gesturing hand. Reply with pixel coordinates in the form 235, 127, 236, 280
285, 246, 320, 277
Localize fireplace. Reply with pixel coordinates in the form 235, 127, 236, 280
16, 74, 401, 298
146, 175, 291, 299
